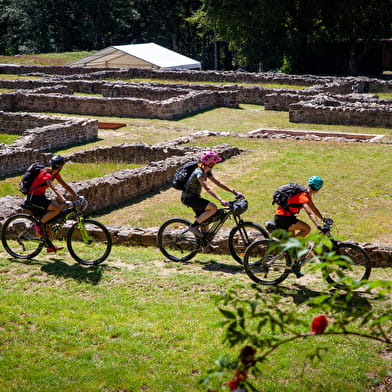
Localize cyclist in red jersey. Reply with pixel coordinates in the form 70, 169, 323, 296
274, 176, 325, 237
27, 155, 77, 251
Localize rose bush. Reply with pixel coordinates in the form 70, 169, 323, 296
201, 234, 392, 391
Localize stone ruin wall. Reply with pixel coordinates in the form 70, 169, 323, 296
0, 111, 98, 177
289, 97, 392, 128
1, 140, 390, 267
0, 143, 241, 219
0, 65, 391, 264
0, 89, 238, 120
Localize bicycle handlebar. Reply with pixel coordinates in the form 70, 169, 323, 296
318, 217, 334, 234
65, 196, 88, 212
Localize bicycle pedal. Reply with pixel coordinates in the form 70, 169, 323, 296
291, 263, 304, 278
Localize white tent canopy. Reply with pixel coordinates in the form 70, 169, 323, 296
67, 43, 201, 70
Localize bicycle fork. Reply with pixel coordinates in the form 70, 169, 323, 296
77, 218, 92, 244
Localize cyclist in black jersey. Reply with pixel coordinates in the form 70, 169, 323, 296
181, 151, 243, 238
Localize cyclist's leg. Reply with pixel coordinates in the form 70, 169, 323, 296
183, 195, 216, 226
275, 214, 310, 237
28, 195, 51, 235
41, 201, 61, 224
288, 220, 311, 237
197, 201, 217, 225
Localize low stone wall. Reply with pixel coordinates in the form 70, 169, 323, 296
0, 144, 241, 218
0, 111, 98, 177
0, 89, 238, 119
0, 64, 332, 85
289, 96, 392, 128
105, 225, 392, 268
68, 143, 192, 164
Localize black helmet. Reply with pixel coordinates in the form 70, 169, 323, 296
50, 155, 65, 169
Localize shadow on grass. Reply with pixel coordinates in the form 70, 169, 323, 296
41, 258, 106, 285
259, 283, 373, 311
5, 255, 106, 285
198, 258, 244, 275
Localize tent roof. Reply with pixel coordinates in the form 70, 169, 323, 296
67, 43, 201, 69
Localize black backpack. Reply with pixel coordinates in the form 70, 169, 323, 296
172, 161, 198, 191
19, 162, 46, 195
272, 182, 308, 212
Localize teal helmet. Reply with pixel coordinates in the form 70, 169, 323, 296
308, 176, 323, 190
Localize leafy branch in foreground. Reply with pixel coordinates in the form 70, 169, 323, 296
201, 235, 392, 391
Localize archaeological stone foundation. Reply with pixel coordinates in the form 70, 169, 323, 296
0, 65, 391, 266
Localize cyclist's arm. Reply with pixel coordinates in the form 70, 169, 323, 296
46, 178, 68, 203
57, 177, 78, 200
199, 176, 228, 205
209, 175, 242, 197
303, 202, 322, 227
47, 176, 77, 202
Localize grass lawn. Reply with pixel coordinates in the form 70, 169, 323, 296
1, 105, 391, 245
0, 53, 391, 391
0, 245, 391, 392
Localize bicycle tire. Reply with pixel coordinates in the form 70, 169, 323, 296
157, 217, 199, 262
326, 242, 371, 285
1, 214, 44, 259
228, 221, 269, 265
67, 219, 112, 265
243, 239, 291, 285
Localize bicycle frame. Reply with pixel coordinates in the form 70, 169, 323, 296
33, 200, 87, 248
199, 207, 242, 245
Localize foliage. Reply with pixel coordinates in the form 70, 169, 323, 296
202, 234, 392, 391
0, 0, 390, 73
200, 0, 392, 73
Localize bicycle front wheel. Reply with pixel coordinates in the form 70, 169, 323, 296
228, 222, 269, 264
157, 218, 199, 262
326, 242, 371, 285
243, 239, 291, 285
1, 214, 44, 259
67, 219, 112, 265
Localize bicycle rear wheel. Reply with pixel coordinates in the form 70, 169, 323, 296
243, 239, 291, 285
228, 222, 269, 265
1, 214, 43, 259
67, 219, 112, 265
326, 242, 371, 285
157, 218, 199, 262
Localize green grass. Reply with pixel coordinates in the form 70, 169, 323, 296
44, 104, 392, 136
0, 162, 143, 197
376, 92, 392, 100
0, 133, 19, 144
0, 74, 42, 80
115, 78, 310, 89
0, 52, 391, 392
1, 105, 391, 245
0, 51, 95, 66
96, 135, 392, 245
0, 245, 390, 392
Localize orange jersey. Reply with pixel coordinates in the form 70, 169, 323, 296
275, 191, 310, 216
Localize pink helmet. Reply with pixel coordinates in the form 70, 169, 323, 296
200, 151, 222, 166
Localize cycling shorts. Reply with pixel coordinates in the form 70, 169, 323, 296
274, 214, 298, 230
27, 194, 52, 211
182, 194, 210, 218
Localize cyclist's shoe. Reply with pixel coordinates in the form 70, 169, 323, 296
46, 246, 64, 253
202, 244, 219, 254
291, 263, 304, 278
188, 225, 204, 238
32, 223, 44, 237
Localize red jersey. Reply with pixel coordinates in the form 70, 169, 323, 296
275, 191, 311, 216
30, 169, 61, 196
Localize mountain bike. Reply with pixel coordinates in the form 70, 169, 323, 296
243, 218, 371, 285
1, 197, 112, 265
157, 197, 268, 264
